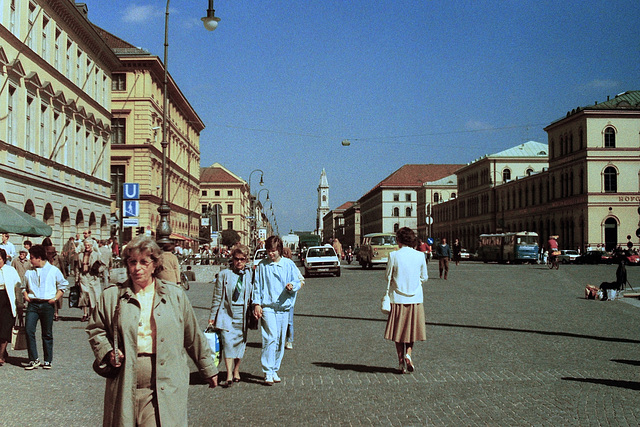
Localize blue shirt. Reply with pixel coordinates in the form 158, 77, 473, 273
253, 257, 300, 311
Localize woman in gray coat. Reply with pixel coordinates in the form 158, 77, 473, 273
209, 243, 254, 386
87, 236, 218, 426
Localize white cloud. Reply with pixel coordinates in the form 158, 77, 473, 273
465, 120, 494, 131
122, 4, 162, 23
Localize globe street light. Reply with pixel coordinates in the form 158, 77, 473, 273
157, 0, 220, 245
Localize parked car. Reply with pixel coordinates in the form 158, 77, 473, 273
575, 250, 612, 264
303, 245, 341, 277
251, 248, 267, 270
611, 250, 640, 265
459, 248, 471, 260
558, 250, 580, 264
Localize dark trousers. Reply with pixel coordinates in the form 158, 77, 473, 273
439, 257, 450, 279
25, 301, 54, 363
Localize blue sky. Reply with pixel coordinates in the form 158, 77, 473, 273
84, 0, 640, 234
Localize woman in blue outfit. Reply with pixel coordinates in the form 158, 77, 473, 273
252, 236, 301, 385
209, 244, 254, 386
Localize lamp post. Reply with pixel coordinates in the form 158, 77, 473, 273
156, 1, 221, 245
248, 169, 264, 252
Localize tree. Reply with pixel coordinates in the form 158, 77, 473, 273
220, 229, 240, 248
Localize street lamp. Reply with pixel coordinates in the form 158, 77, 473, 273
156, 0, 220, 245
248, 169, 264, 252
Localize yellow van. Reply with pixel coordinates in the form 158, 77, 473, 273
358, 233, 398, 269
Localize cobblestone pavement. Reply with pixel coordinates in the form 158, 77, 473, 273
1, 261, 639, 426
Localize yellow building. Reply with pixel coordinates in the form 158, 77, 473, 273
200, 163, 251, 246
97, 28, 203, 244
0, 1, 119, 248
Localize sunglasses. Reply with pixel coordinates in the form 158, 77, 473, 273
233, 257, 247, 262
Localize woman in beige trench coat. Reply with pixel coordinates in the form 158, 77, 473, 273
86, 236, 218, 426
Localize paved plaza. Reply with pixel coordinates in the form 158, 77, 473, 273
1, 260, 639, 426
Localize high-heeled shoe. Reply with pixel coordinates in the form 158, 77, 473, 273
398, 361, 406, 374
405, 354, 414, 372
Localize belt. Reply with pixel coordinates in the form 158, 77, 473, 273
29, 298, 50, 303
137, 353, 155, 357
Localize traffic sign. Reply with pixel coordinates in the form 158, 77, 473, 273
123, 218, 139, 227
123, 183, 140, 200
426, 237, 434, 245
123, 200, 139, 217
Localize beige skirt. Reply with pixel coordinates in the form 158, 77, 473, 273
384, 303, 426, 343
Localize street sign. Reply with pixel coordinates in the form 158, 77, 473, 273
425, 216, 433, 225
123, 183, 140, 200
427, 237, 434, 245
201, 217, 210, 226
123, 218, 139, 227
123, 200, 139, 217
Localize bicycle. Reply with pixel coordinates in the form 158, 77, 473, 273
547, 253, 559, 270
179, 257, 190, 291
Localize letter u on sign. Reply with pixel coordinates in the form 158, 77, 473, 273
123, 183, 140, 200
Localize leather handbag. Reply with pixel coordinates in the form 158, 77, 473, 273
11, 316, 27, 351
246, 302, 259, 330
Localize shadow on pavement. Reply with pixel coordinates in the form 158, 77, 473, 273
313, 361, 399, 374
428, 321, 640, 344
562, 377, 640, 391
189, 371, 264, 386
611, 359, 640, 366
295, 313, 386, 323
5, 356, 29, 367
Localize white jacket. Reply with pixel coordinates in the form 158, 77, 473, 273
385, 246, 428, 304
1, 264, 22, 317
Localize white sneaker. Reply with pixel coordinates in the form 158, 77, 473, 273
285, 341, 293, 350
264, 375, 274, 386
273, 372, 281, 383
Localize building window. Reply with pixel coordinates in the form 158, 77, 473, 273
202, 190, 207, 196
451, 192, 456, 199
215, 190, 220, 196
392, 207, 400, 217
405, 207, 412, 217
227, 190, 233, 197
111, 118, 126, 144
110, 165, 125, 194
26, 96, 35, 152
226, 220, 233, 230
526, 168, 533, 176
405, 193, 411, 201
393, 223, 399, 232
393, 193, 399, 201
604, 127, 616, 148
227, 205, 233, 214
603, 167, 617, 193
434, 193, 439, 203
112, 73, 126, 91
502, 168, 511, 182
42, 16, 50, 61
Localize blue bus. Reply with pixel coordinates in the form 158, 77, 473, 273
478, 231, 539, 263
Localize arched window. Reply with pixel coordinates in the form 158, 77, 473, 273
451, 192, 456, 199
502, 168, 511, 182
392, 207, 400, 217
604, 127, 616, 148
433, 193, 439, 203
405, 207, 412, 217
393, 223, 399, 232
526, 168, 533, 176
604, 166, 617, 192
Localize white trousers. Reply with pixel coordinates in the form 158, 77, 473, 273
260, 308, 289, 377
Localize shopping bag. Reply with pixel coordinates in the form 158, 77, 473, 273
69, 285, 80, 308
381, 294, 391, 315
203, 326, 221, 366
11, 317, 27, 351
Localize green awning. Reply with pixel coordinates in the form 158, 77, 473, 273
0, 202, 53, 237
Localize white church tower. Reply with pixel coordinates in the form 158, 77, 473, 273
316, 169, 330, 236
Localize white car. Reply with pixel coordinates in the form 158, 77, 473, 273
251, 248, 268, 270
558, 249, 579, 264
303, 246, 341, 277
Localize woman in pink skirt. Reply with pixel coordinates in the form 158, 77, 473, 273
384, 227, 428, 374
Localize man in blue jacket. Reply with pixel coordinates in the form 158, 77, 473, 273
435, 238, 452, 280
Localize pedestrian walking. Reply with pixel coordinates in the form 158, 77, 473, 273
383, 227, 428, 374
209, 244, 254, 386
22, 244, 68, 370
0, 249, 22, 366
157, 242, 181, 284
42, 238, 64, 321
252, 235, 301, 385
86, 235, 218, 426
435, 238, 452, 279
282, 246, 305, 350
452, 238, 462, 266
61, 237, 76, 276
11, 249, 31, 281
75, 238, 101, 322
0, 233, 16, 262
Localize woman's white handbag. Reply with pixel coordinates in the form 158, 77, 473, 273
381, 294, 391, 315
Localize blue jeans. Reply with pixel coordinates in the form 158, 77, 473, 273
286, 307, 294, 343
260, 308, 288, 377
25, 301, 55, 363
